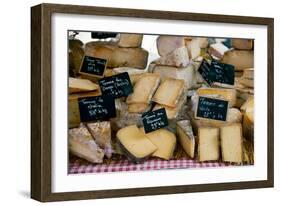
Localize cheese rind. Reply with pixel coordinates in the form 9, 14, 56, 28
118, 34, 143, 48
156, 36, 186, 56
220, 124, 243, 163
141, 128, 176, 160
176, 120, 196, 158
69, 77, 99, 94
128, 103, 151, 113
87, 121, 114, 158
198, 127, 220, 161
116, 125, 157, 162
152, 78, 185, 107
196, 87, 237, 108
208, 42, 230, 59
69, 124, 104, 163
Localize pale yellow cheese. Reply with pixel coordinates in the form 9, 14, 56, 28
198, 127, 220, 161
69, 77, 99, 94
176, 120, 195, 158
140, 128, 176, 160
220, 124, 243, 163
118, 33, 143, 48
116, 125, 157, 161
196, 87, 237, 107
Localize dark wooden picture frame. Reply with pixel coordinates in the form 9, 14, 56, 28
31, 3, 274, 202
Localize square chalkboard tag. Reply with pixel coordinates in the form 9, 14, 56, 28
198, 59, 212, 85
195, 96, 229, 122
142, 108, 168, 133
79, 55, 107, 78
210, 61, 235, 85
78, 95, 116, 122
98, 72, 133, 99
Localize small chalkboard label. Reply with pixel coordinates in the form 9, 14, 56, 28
79, 56, 107, 77
91, 32, 118, 39
210, 61, 235, 85
196, 96, 228, 121
99, 72, 133, 98
142, 108, 168, 133
198, 59, 235, 85
198, 59, 212, 85
78, 95, 116, 122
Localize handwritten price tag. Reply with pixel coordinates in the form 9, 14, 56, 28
142, 108, 168, 133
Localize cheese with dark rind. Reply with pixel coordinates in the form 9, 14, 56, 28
220, 124, 243, 163
116, 125, 157, 163
198, 127, 220, 161
176, 120, 196, 158
69, 124, 104, 163
140, 128, 176, 160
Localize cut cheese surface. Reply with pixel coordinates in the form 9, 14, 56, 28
197, 87, 237, 107
198, 127, 220, 161
156, 36, 186, 56
116, 125, 157, 162
176, 120, 196, 158
140, 128, 176, 160
220, 124, 243, 163
118, 34, 143, 48
152, 78, 185, 107
69, 77, 99, 94
128, 103, 150, 113
69, 124, 104, 163
126, 73, 160, 104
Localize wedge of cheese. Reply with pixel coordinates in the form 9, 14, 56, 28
154, 47, 190, 68
128, 103, 151, 113
198, 127, 220, 161
152, 78, 185, 107
221, 50, 254, 71
196, 87, 237, 107
140, 128, 176, 160
156, 36, 186, 56
176, 120, 196, 158
220, 124, 243, 163
87, 121, 114, 158
126, 73, 160, 104
208, 42, 230, 59
241, 68, 254, 79
186, 39, 201, 60
69, 77, 99, 94
118, 33, 143, 48
69, 124, 104, 163
232, 39, 253, 50
116, 125, 157, 163
152, 64, 197, 89
241, 97, 254, 141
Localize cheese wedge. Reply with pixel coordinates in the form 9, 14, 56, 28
87, 121, 114, 158
198, 127, 220, 161
221, 50, 254, 71
116, 125, 157, 163
220, 124, 243, 163
186, 39, 201, 60
176, 120, 196, 158
154, 47, 190, 68
126, 73, 160, 104
232, 39, 253, 50
152, 78, 185, 107
118, 33, 143, 48
208, 42, 230, 59
69, 124, 104, 163
128, 103, 151, 113
140, 128, 176, 160
241, 97, 254, 141
156, 36, 186, 56
241, 68, 254, 79
239, 78, 254, 88
196, 87, 237, 108
69, 77, 99, 94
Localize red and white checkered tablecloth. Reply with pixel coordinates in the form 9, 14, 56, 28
68, 158, 231, 174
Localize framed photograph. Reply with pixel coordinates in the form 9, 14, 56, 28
31, 3, 274, 202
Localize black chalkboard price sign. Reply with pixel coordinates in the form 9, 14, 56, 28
99, 72, 133, 98
79, 55, 107, 77
142, 108, 168, 133
78, 95, 116, 122
196, 96, 229, 121
91, 32, 118, 39
198, 59, 235, 85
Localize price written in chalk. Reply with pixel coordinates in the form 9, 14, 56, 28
196, 96, 228, 121
142, 108, 168, 133
78, 95, 116, 122
99, 72, 133, 98
79, 56, 107, 77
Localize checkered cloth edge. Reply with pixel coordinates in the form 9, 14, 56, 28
69, 158, 231, 174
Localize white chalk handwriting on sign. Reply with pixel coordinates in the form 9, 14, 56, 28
78, 95, 116, 122
99, 72, 133, 98
142, 108, 168, 133
80, 56, 107, 76
196, 96, 228, 121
